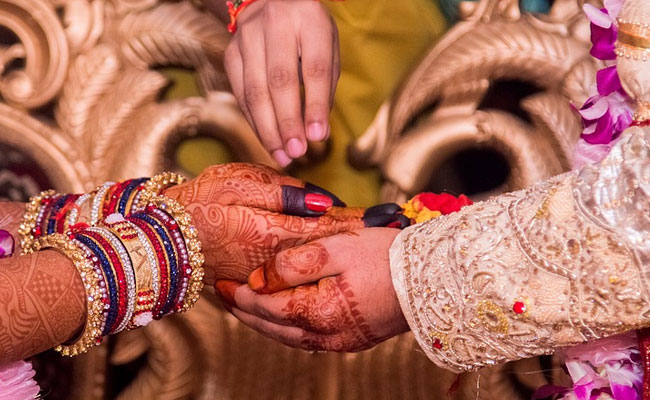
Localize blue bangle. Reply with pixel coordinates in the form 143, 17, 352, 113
118, 177, 149, 215
75, 233, 119, 336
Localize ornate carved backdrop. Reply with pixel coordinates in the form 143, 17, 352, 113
352, 0, 596, 203
0, 0, 597, 398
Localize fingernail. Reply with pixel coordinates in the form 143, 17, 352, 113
394, 214, 412, 229
305, 193, 333, 213
363, 213, 411, 229
307, 122, 325, 141
387, 220, 402, 228
305, 183, 346, 207
214, 280, 239, 308
248, 267, 266, 292
364, 203, 402, 218
363, 213, 394, 227
272, 149, 292, 168
286, 138, 306, 158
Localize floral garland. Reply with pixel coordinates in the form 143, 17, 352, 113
534, 1, 644, 399
402, 192, 472, 223
0, 229, 40, 399
574, 0, 634, 170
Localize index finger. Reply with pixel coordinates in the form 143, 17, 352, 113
265, 18, 306, 159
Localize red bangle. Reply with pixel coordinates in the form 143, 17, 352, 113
127, 216, 170, 319
83, 230, 129, 334
227, 0, 259, 34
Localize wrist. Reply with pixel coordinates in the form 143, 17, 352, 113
160, 183, 183, 203
160, 182, 213, 285
227, 0, 267, 33
17, 173, 204, 357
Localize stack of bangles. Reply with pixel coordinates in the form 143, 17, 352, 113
18, 172, 205, 356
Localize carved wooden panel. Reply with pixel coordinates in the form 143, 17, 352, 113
0, 0, 592, 398
351, 0, 596, 203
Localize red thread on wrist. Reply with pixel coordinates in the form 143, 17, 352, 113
227, 0, 345, 34
227, 0, 259, 34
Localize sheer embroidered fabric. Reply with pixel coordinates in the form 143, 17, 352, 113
390, 127, 650, 372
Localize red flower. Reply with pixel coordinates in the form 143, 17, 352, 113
415, 192, 473, 215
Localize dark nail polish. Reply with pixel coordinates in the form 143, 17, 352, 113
363, 213, 411, 229
364, 203, 402, 218
283, 186, 332, 217
394, 214, 412, 229
283, 186, 309, 216
305, 183, 346, 207
363, 213, 395, 227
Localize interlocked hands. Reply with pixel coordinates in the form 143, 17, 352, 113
167, 163, 410, 352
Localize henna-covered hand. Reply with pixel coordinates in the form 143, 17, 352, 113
0, 250, 85, 364
164, 163, 408, 285
214, 228, 410, 352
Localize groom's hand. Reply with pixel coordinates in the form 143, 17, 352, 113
214, 228, 410, 352
164, 164, 407, 284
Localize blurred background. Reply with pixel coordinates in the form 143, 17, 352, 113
0, 0, 595, 398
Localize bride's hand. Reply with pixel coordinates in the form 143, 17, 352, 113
164, 163, 407, 285
214, 227, 410, 351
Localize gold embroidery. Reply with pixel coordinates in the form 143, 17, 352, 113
534, 187, 558, 220
477, 301, 509, 334
390, 128, 650, 372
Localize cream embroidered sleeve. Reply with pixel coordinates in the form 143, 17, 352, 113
389, 127, 650, 372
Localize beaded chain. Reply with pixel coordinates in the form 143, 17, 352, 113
19, 172, 204, 356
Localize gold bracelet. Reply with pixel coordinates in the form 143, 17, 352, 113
34, 234, 106, 356
145, 194, 205, 312
19, 190, 58, 255
134, 172, 186, 212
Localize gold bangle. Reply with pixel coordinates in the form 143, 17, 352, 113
145, 194, 205, 312
134, 172, 186, 212
104, 219, 159, 328
19, 189, 58, 255
33, 234, 106, 356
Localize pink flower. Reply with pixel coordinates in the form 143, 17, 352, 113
563, 333, 638, 364
0, 230, 14, 259
559, 334, 642, 400
577, 1, 634, 147
583, 4, 618, 60
579, 89, 633, 145
573, 138, 619, 170
0, 361, 40, 400
603, 0, 625, 20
